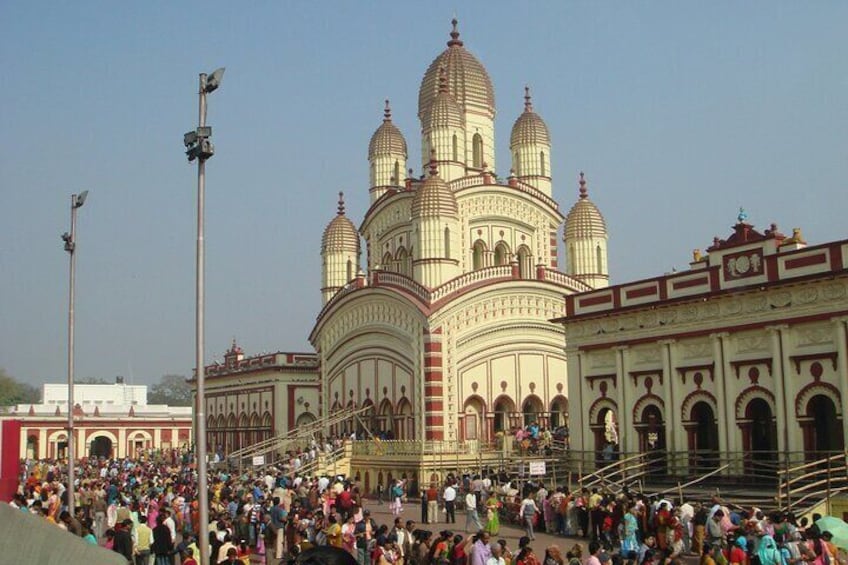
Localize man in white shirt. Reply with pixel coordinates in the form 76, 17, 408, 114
443, 482, 457, 524
465, 491, 483, 532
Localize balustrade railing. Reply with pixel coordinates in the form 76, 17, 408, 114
430, 265, 514, 303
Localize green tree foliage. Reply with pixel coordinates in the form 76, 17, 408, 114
0, 368, 40, 407
148, 374, 192, 406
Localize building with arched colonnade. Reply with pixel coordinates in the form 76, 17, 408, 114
556, 216, 848, 474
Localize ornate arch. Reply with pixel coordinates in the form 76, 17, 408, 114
550, 394, 569, 413
681, 390, 718, 423
734, 385, 776, 420
522, 393, 544, 413
87, 430, 118, 443
589, 397, 618, 427
397, 397, 412, 415
795, 381, 842, 418
492, 394, 516, 412
378, 398, 393, 417
463, 394, 487, 413
127, 430, 153, 441
632, 393, 665, 424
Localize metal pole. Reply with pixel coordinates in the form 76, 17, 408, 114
196, 72, 210, 565
66, 194, 77, 517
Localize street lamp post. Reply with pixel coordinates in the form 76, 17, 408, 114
184, 67, 224, 565
62, 189, 88, 517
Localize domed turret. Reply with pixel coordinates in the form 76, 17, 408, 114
564, 173, 608, 289
412, 158, 459, 218
510, 87, 552, 196
412, 159, 460, 288
422, 66, 465, 182
418, 19, 496, 173
368, 100, 408, 203
321, 192, 361, 304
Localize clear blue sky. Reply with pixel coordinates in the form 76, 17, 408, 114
2, 2, 846, 386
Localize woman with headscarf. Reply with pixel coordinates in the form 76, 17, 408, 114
758, 535, 786, 565
621, 504, 640, 562
730, 536, 749, 565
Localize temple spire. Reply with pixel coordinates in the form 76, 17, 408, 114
447, 18, 463, 47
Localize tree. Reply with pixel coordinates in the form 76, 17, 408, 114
0, 368, 40, 407
148, 374, 192, 406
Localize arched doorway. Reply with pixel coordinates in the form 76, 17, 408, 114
396, 398, 413, 440
803, 394, 844, 457
494, 242, 510, 266
492, 396, 515, 434
593, 407, 619, 467
638, 405, 666, 474
90, 436, 113, 458
516, 245, 533, 279
522, 395, 544, 426
26, 435, 39, 459
688, 401, 719, 473
472, 240, 487, 270
463, 396, 486, 443
379, 399, 394, 438
549, 396, 568, 429
743, 398, 777, 479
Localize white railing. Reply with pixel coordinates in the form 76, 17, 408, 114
372, 271, 431, 303
430, 265, 514, 303
541, 269, 593, 292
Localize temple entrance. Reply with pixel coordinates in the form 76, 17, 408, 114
689, 402, 719, 473
744, 398, 777, 479
463, 397, 485, 442
493, 396, 515, 433
522, 395, 543, 426
638, 405, 666, 474
593, 407, 619, 468
804, 395, 844, 456
26, 435, 39, 459
90, 436, 113, 458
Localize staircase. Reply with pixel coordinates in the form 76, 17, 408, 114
226, 405, 372, 469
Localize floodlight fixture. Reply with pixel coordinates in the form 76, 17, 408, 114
204, 67, 225, 93
74, 190, 88, 208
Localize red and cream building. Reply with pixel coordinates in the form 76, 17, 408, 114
557, 216, 847, 470
3, 381, 192, 459
309, 20, 608, 450
197, 342, 320, 457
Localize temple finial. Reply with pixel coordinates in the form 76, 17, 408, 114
578, 172, 588, 199
524, 85, 533, 112
337, 191, 345, 215
447, 18, 463, 47
383, 99, 391, 121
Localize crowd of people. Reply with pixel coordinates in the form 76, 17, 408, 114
6, 445, 847, 565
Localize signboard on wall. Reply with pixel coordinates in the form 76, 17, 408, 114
528, 461, 546, 476
252, 455, 265, 466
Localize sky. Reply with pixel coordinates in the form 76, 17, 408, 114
1, 2, 846, 387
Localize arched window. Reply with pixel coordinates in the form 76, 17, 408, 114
569, 244, 575, 273
396, 247, 410, 277
346, 259, 353, 282
514, 152, 521, 176
540, 151, 546, 176
472, 133, 483, 168
472, 240, 486, 270
494, 242, 510, 266
382, 252, 393, 272
596, 245, 603, 273
444, 227, 451, 258
517, 245, 532, 279
452, 134, 458, 162
393, 161, 400, 186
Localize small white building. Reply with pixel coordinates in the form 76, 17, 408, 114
4, 380, 192, 459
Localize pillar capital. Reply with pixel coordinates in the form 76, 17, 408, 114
710, 331, 730, 341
